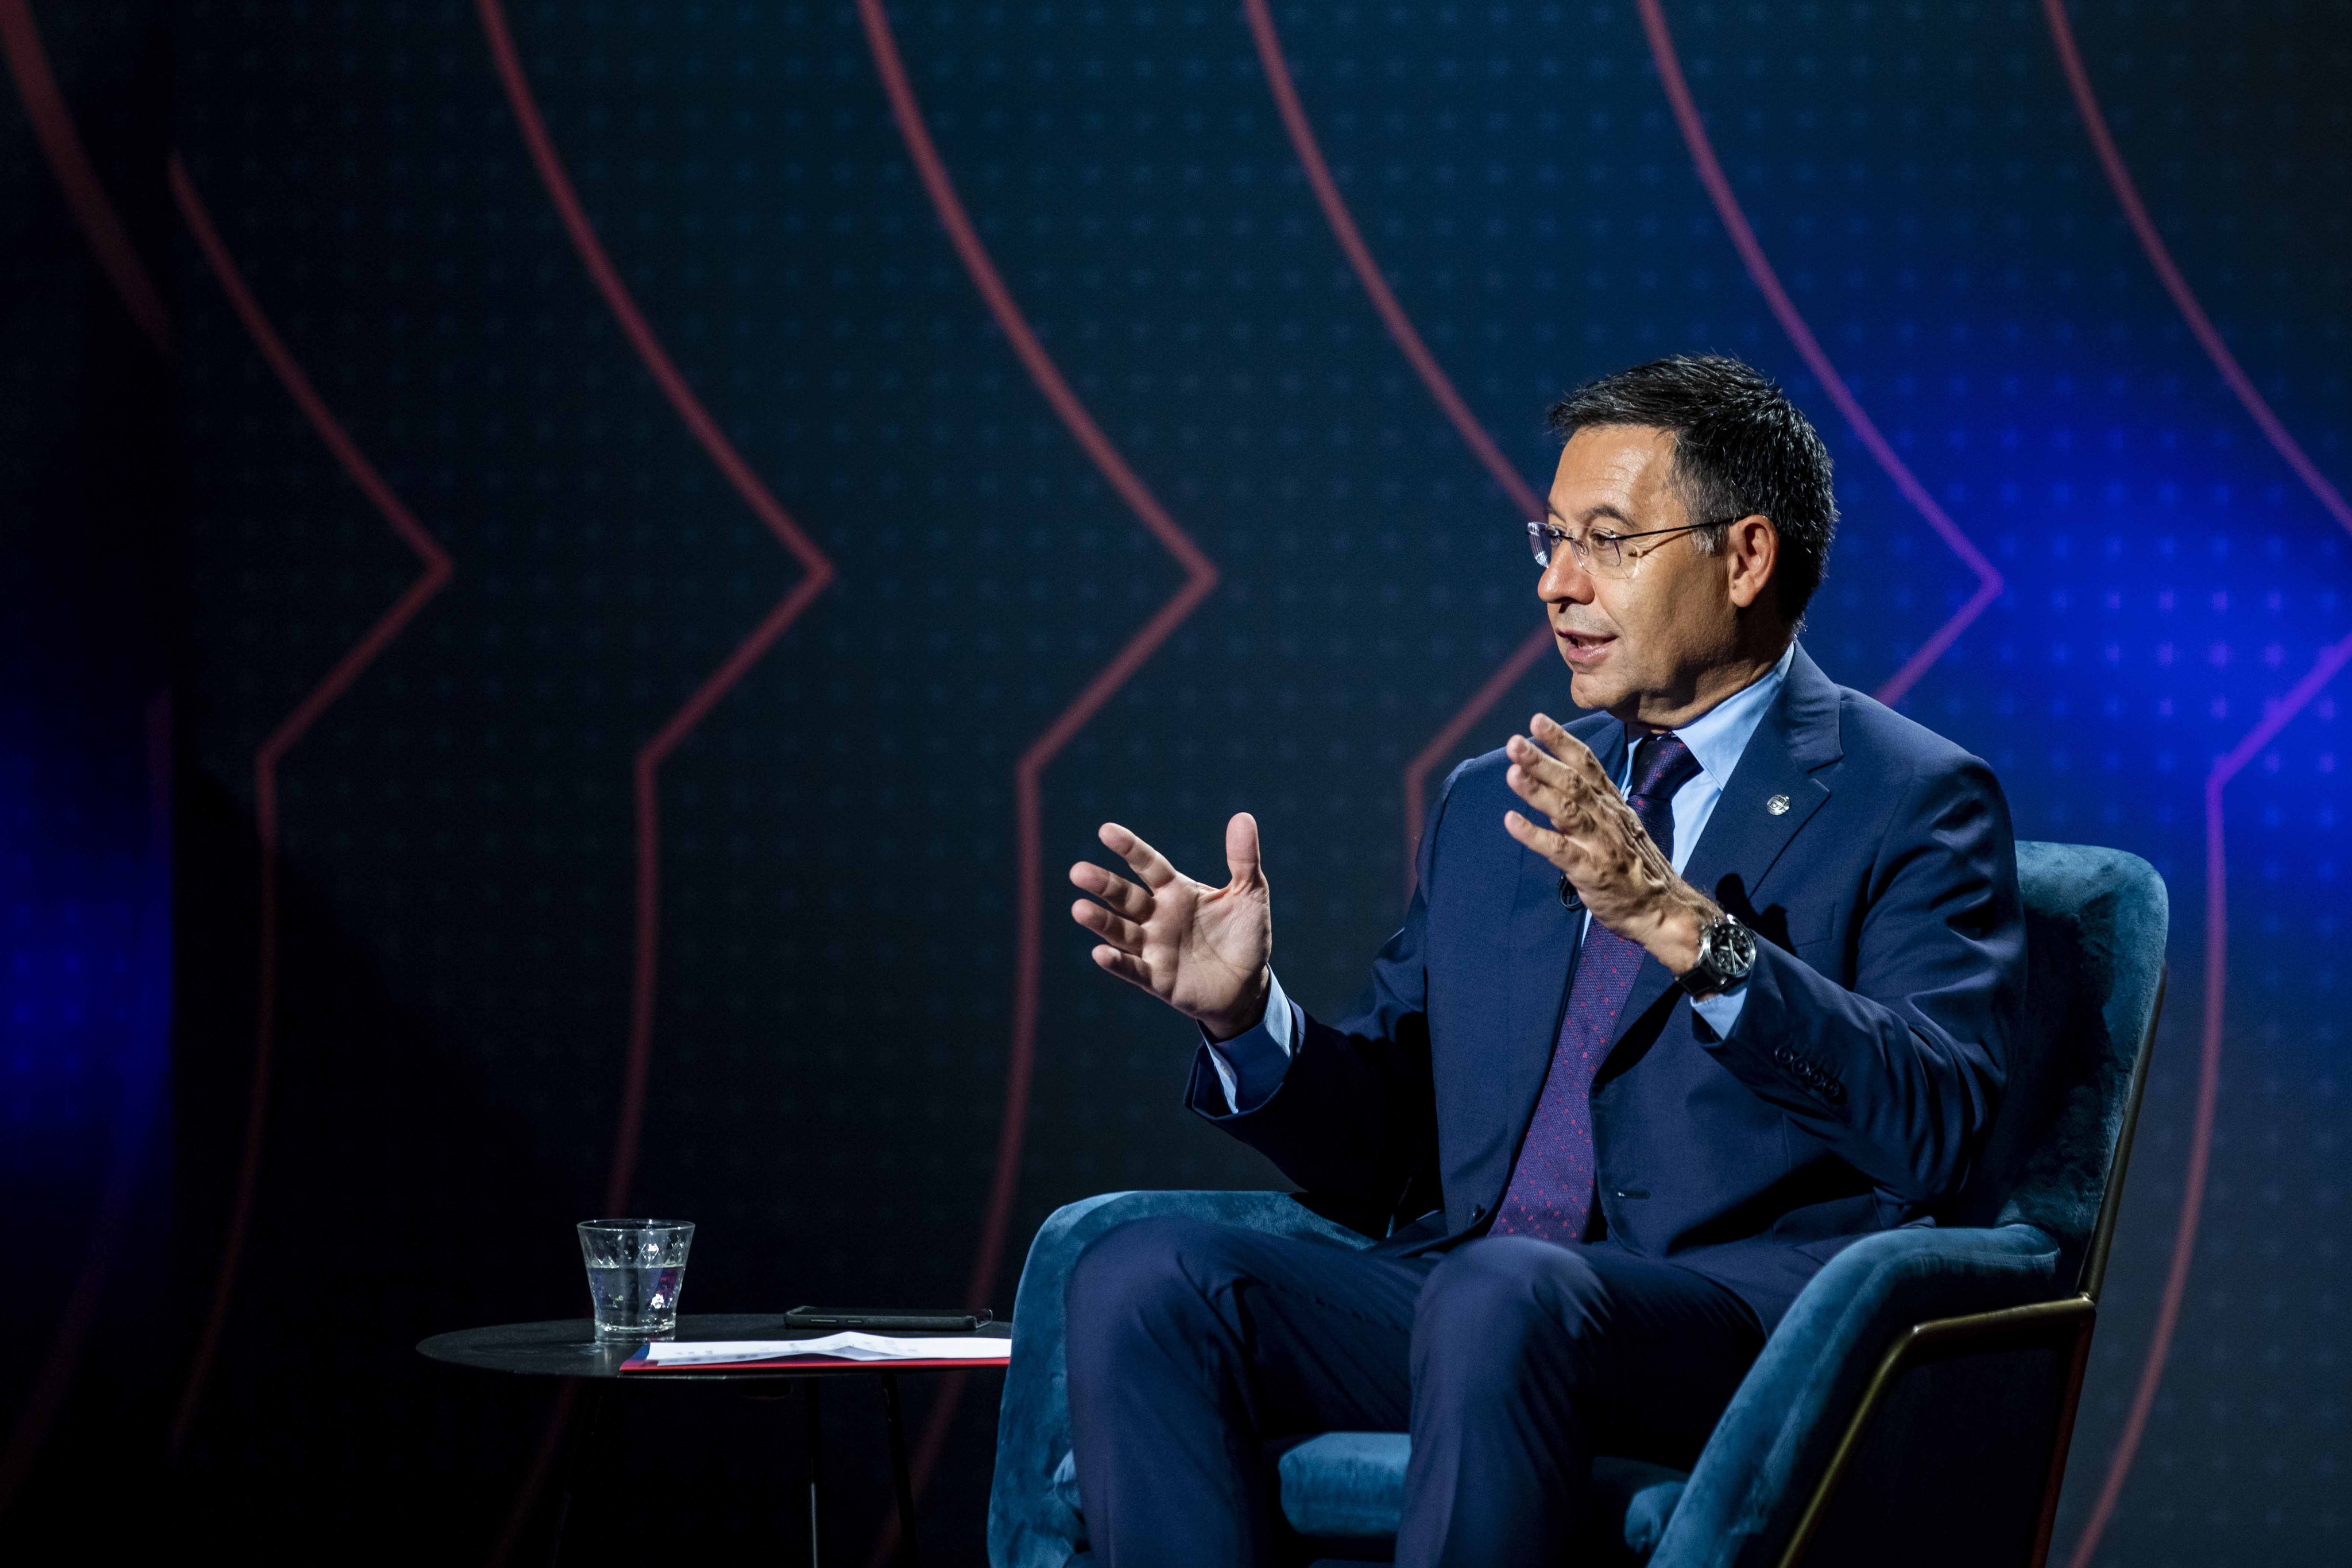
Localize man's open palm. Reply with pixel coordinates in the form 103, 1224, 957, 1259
1070, 813, 1273, 1041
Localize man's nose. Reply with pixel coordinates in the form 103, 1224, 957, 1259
1538, 552, 1595, 605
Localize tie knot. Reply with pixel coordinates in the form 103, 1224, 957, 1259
1630, 732, 1701, 802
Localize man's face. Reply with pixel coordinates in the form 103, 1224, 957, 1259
1539, 425, 1744, 720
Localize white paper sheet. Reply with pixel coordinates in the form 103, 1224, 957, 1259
634, 1332, 1011, 1366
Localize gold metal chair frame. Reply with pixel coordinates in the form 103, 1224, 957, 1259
1775, 971, 2165, 1568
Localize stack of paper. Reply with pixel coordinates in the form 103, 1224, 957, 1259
622, 1332, 1013, 1371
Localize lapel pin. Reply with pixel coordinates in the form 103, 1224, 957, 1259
1766, 793, 1791, 815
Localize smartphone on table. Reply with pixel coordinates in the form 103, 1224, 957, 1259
784, 1306, 994, 1333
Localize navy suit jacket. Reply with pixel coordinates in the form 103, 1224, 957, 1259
1186, 642, 2025, 1326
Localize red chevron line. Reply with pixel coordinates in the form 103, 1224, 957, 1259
471, 4, 836, 1555
1249, 0, 2002, 881
2043, 7, 2350, 543
1237, 0, 1554, 877
0, 0, 169, 354
1243, 2, 1543, 522
1635, 0, 2003, 715
474, 0, 835, 1219
1396, 630, 1557, 865
2041, 5, 2352, 1562
853, 0, 1220, 1554
165, 152, 455, 1459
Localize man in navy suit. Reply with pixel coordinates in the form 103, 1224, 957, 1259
1061, 356, 2023, 1567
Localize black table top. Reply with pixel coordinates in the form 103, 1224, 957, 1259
416, 1314, 1013, 1381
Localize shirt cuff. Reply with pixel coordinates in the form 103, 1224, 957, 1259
1202, 972, 1298, 1113
1690, 978, 1749, 1040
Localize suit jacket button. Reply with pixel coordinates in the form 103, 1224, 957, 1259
1470, 1203, 1487, 1221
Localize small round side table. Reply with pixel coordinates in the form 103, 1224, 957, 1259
419, 1313, 1011, 1567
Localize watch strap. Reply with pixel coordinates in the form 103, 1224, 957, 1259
1678, 912, 1754, 997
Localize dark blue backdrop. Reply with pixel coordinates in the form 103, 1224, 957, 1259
2, 2, 2343, 1563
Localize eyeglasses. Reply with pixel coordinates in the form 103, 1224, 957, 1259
1525, 518, 1728, 578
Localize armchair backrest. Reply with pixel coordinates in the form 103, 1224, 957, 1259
1937, 841, 2167, 1298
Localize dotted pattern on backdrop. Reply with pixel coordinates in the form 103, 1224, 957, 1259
142, 2, 2347, 1563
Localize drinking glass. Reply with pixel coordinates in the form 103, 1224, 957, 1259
577, 1218, 695, 1338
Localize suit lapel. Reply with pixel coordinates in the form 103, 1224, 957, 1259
1603, 644, 1845, 1052
1500, 713, 1624, 1124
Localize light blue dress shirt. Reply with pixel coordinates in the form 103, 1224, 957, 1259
1205, 640, 1799, 1113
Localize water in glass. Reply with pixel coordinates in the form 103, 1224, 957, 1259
577, 1219, 694, 1338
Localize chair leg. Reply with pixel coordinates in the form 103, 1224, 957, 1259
2027, 1312, 2100, 1567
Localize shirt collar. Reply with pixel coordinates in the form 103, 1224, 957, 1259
1634, 638, 1798, 789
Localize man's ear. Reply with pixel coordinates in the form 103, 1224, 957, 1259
1724, 514, 1778, 610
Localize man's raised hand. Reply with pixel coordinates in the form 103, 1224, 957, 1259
1070, 813, 1273, 1042
1500, 715, 1717, 973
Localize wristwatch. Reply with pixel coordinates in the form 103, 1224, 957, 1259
1677, 911, 1757, 998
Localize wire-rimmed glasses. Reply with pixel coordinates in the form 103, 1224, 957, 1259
1526, 518, 1728, 577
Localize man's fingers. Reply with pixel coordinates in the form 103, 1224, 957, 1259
1508, 731, 1599, 800
1069, 860, 1152, 918
1507, 806, 1607, 880
1070, 898, 1146, 953
1527, 714, 1610, 781
1090, 946, 1155, 990
1503, 808, 1570, 861
1097, 822, 1182, 889
1503, 739, 1576, 807
1506, 758, 1584, 831
1506, 811, 1597, 884
1224, 811, 1264, 888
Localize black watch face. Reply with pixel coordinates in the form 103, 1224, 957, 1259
1714, 918, 1757, 978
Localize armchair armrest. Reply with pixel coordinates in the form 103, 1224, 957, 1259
988, 1190, 1375, 1568
1653, 1222, 2065, 1568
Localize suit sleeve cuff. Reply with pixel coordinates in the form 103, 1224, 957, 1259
1198, 972, 1298, 1114
1690, 978, 1749, 1040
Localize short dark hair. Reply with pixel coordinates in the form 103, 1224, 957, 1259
1545, 355, 1837, 628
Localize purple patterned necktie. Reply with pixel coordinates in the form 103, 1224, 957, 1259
1492, 731, 1703, 1243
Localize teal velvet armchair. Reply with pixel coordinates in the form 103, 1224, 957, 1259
989, 841, 2167, 1567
